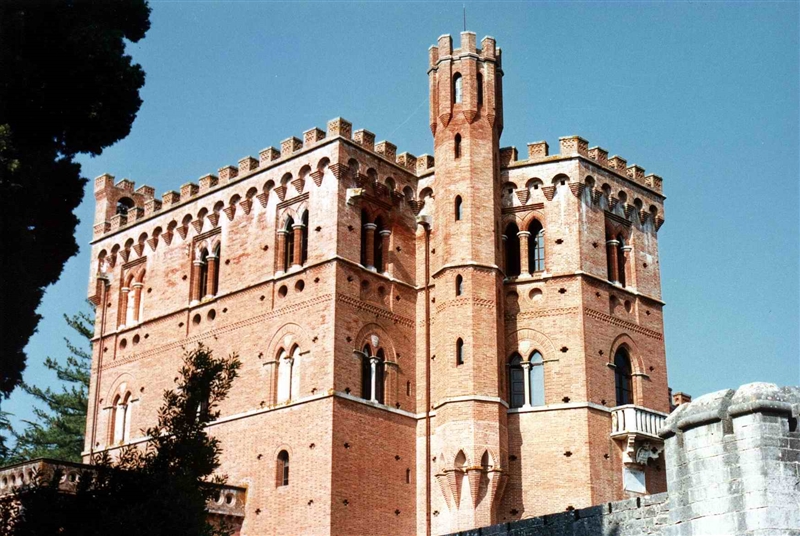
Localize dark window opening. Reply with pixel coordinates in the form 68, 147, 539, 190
277, 450, 290, 486
456, 338, 465, 366
455, 275, 464, 296
614, 348, 633, 406
361, 344, 372, 401
454, 196, 463, 221
477, 73, 484, 106
509, 353, 525, 408
529, 220, 545, 272
453, 73, 463, 103
454, 134, 462, 159
301, 211, 309, 264
285, 217, 295, 268
504, 223, 521, 277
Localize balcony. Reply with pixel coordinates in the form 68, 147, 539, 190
611, 404, 667, 441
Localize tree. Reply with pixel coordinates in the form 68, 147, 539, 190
0, 0, 151, 398
2, 344, 242, 536
4, 311, 93, 464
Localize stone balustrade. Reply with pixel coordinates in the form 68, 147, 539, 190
611, 404, 668, 441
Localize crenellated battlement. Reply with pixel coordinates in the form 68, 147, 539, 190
92, 117, 431, 238
499, 135, 664, 196
429, 32, 501, 67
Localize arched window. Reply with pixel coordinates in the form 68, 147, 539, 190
529, 220, 545, 272
477, 73, 484, 106
360, 210, 369, 267
361, 344, 386, 404
455, 275, 464, 296
284, 217, 295, 269
301, 210, 309, 265
529, 351, 544, 406
456, 338, 465, 366
454, 196, 463, 221
616, 234, 626, 288
110, 392, 131, 445
453, 73, 463, 103
277, 348, 294, 404
504, 222, 521, 277
116, 197, 134, 216
277, 450, 290, 486
375, 349, 386, 404
198, 248, 210, 299
508, 354, 525, 408
454, 134, 461, 159
374, 216, 385, 274
614, 347, 633, 406
361, 344, 372, 401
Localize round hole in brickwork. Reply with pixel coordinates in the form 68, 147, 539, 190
643, 262, 648, 268
601, 399, 607, 405
560, 346, 568, 353
225, 259, 231, 265
222, 308, 228, 313
192, 314, 201, 325
431, 297, 435, 303
595, 292, 601, 297
508, 455, 517, 461
310, 443, 315, 449
140, 387, 145, 393
208, 309, 217, 321
347, 275, 353, 282
558, 288, 567, 294
555, 238, 564, 244
259, 295, 266, 301
592, 242, 599, 248
295, 280, 305, 292
344, 443, 350, 449
315, 226, 321, 232
103, 346, 108, 353
262, 245, 269, 251
132, 334, 140, 345
646, 310, 651, 316
179, 322, 185, 327
649, 366, 655, 372
278, 285, 288, 297
344, 387, 351, 394
107, 302, 112, 307
119, 338, 127, 350
314, 277, 320, 283
624, 300, 632, 313
604, 453, 610, 459
144, 333, 149, 339
529, 288, 543, 301
347, 225, 354, 232
395, 246, 401, 252
395, 295, 401, 301
343, 499, 349, 506
147, 287, 152, 293
562, 396, 571, 403
510, 509, 519, 515
395, 510, 401, 516
182, 275, 188, 281
395, 455, 401, 461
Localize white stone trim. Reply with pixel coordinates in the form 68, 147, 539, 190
508, 401, 611, 415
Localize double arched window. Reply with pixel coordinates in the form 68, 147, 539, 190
191, 243, 221, 303
606, 231, 628, 287
119, 268, 146, 328
276, 346, 300, 404
614, 347, 633, 406
360, 211, 391, 273
360, 345, 386, 404
504, 219, 545, 278
277, 211, 309, 274
508, 351, 545, 409
110, 392, 132, 445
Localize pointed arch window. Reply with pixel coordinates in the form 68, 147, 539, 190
508, 354, 525, 408
456, 338, 465, 366
529, 351, 544, 406
503, 222, 521, 277
454, 134, 462, 159
360, 343, 386, 404
455, 274, 464, 296
453, 73, 463, 104
284, 217, 295, 269
477, 72, 484, 106
454, 196, 463, 221
110, 392, 131, 445
277, 450, 290, 486
277, 347, 296, 404
529, 220, 545, 272
614, 347, 633, 406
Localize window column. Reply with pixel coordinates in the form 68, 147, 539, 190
190, 260, 203, 304
276, 229, 288, 275
118, 287, 130, 328
363, 223, 377, 270
379, 229, 391, 273
369, 355, 379, 403
292, 223, 304, 269
501, 234, 508, 273
205, 253, 218, 298
606, 239, 620, 284
518, 231, 531, 277
620, 245, 632, 288
521, 360, 532, 408
131, 282, 144, 323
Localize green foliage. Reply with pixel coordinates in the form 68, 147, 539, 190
2, 344, 242, 536
0, 0, 151, 397
5, 312, 93, 464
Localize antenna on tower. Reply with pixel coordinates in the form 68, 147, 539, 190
463, 4, 466, 32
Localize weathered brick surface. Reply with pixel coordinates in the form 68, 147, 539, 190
84, 31, 672, 535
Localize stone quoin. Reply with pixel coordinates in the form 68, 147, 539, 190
83, 31, 671, 535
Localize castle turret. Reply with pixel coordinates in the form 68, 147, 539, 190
427, 32, 508, 532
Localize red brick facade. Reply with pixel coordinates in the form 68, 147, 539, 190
85, 32, 669, 535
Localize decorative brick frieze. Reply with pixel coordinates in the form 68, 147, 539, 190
256, 192, 269, 208
328, 163, 348, 180
238, 198, 253, 215
375, 140, 397, 162
207, 213, 220, 228
161, 191, 180, 207
303, 128, 325, 147
238, 157, 259, 176
559, 135, 589, 157
326, 117, 353, 139
416, 154, 435, 174
310, 170, 324, 187
541, 185, 556, 201
273, 185, 287, 201
280, 137, 302, 157
143, 199, 162, 217
588, 146, 608, 166
608, 155, 627, 171
499, 146, 518, 167
645, 174, 663, 194
626, 165, 645, 182
116, 178, 135, 192
259, 146, 280, 164
223, 205, 236, 221
396, 152, 417, 171
353, 129, 375, 151
527, 141, 549, 160
180, 182, 199, 199
290, 177, 305, 195
135, 185, 155, 199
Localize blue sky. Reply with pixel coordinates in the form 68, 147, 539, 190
4, 1, 798, 433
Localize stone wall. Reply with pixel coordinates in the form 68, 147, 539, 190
448, 382, 800, 536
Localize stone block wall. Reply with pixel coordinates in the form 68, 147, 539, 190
448, 382, 800, 536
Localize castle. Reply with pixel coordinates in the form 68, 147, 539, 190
81, 32, 671, 535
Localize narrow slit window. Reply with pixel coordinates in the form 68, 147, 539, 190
454, 196, 463, 221
453, 73, 463, 103
277, 450, 290, 486
456, 338, 465, 366
454, 134, 462, 159
455, 274, 464, 296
